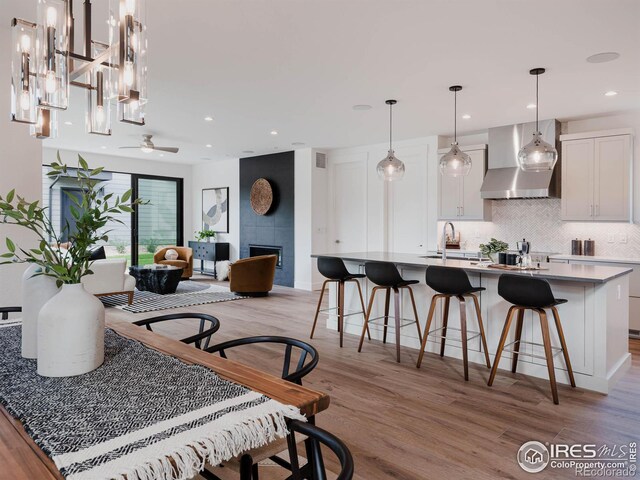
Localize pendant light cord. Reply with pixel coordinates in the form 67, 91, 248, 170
389, 103, 393, 151
535, 72, 539, 131
454, 89, 457, 143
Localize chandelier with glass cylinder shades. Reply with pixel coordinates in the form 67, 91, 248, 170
10, 0, 147, 139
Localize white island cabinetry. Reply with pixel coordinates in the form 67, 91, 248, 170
312, 252, 632, 394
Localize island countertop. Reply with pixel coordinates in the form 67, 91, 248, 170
311, 251, 632, 283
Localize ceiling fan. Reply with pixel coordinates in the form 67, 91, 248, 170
119, 135, 179, 154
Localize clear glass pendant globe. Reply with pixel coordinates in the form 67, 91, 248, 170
439, 143, 472, 177
376, 150, 405, 181
517, 131, 558, 172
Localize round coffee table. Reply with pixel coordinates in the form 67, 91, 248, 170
129, 265, 184, 295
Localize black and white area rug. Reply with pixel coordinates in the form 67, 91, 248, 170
0, 323, 304, 480
101, 282, 249, 314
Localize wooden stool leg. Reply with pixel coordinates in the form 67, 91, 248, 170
338, 281, 345, 348
552, 306, 576, 387
352, 279, 371, 341
393, 287, 401, 363
382, 288, 391, 344
488, 306, 516, 386
310, 280, 330, 339
440, 296, 450, 357
511, 308, 525, 373
458, 296, 469, 381
127, 291, 134, 305
406, 287, 423, 344
417, 296, 439, 368
471, 294, 491, 368
358, 287, 378, 352
538, 308, 559, 405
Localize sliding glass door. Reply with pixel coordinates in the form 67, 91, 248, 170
131, 175, 183, 266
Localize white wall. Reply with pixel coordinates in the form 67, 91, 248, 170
294, 149, 328, 290
43, 148, 194, 244
191, 158, 240, 264
0, 2, 43, 307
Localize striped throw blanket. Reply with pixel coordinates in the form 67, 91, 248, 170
0, 321, 305, 480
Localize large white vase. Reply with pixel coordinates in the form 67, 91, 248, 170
37, 283, 105, 377
21, 264, 60, 359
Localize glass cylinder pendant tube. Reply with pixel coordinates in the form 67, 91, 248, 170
11, 19, 38, 124
36, 0, 69, 110
30, 107, 58, 139
117, 0, 147, 124
87, 42, 112, 135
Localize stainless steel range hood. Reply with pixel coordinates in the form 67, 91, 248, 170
480, 119, 560, 199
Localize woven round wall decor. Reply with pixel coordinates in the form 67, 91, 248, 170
250, 178, 273, 215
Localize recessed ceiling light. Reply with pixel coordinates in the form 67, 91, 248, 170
462, 114, 471, 120
270, 130, 278, 135
604, 90, 618, 97
201, 157, 211, 160
100, 145, 107, 149
526, 103, 537, 109
291, 142, 305, 146
206, 144, 213, 148
242, 150, 254, 154
159, 154, 164, 157
64, 121, 73, 125
352, 104, 372, 111
586, 52, 620, 64
204, 116, 213, 122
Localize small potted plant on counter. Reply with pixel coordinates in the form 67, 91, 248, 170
195, 229, 217, 243
479, 238, 509, 264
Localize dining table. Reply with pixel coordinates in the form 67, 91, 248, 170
0, 318, 330, 480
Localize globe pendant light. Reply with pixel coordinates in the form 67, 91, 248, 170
517, 68, 558, 172
440, 86, 472, 177
377, 99, 405, 181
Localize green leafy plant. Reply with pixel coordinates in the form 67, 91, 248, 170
0, 152, 145, 286
112, 240, 127, 255
479, 238, 509, 262
195, 229, 216, 242
144, 238, 160, 254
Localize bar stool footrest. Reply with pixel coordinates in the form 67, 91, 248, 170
367, 316, 419, 328
318, 307, 365, 318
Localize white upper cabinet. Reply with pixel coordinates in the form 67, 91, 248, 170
561, 130, 632, 222
437, 145, 491, 221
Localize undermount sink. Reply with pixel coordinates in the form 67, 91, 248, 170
421, 254, 482, 262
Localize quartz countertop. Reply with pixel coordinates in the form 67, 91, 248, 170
311, 251, 632, 283
550, 254, 640, 266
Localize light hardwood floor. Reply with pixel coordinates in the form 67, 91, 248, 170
107, 279, 640, 480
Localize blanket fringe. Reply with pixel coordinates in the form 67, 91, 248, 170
112, 402, 306, 480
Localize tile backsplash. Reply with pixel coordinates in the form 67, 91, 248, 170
438, 199, 640, 258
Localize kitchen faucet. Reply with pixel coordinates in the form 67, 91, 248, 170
441, 222, 455, 261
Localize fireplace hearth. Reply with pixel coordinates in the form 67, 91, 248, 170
249, 245, 283, 269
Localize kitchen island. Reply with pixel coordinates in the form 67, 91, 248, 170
311, 252, 632, 394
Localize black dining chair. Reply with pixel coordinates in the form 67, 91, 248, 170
133, 313, 220, 350
203, 336, 319, 480
286, 419, 354, 480
0, 307, 21, 320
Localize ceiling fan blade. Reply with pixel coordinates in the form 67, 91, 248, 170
119, 146, 142, 149
153, 147, 179, 153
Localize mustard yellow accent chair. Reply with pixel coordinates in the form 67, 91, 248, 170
229, 255, 277, 296
153, 246, 194, 279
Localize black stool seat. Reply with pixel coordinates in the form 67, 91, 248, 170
365, 261, 416, 288
426, 265, 486, 296
489, 274, 576, 404
317, 256, 365, 281
498, 274, 566, 308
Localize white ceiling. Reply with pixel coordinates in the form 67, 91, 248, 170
8, 0, 640, 163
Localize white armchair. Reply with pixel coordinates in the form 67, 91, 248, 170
81, 259, 136, 305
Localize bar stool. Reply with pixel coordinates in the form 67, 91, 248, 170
416, 266, 491, 380
488, 274, 576, 404
357, 261, 423, 363
310, 256, 369, 347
